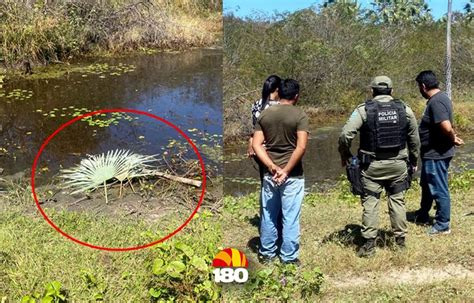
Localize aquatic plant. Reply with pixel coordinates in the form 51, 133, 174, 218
82, 63, 136, 77
3, 88, 33, 101
61, 149, 158, 203
36, 106, 137, 127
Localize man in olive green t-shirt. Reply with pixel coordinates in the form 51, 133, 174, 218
253, 79, 309, 265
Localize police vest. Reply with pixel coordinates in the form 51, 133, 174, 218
360, 99, 408, 153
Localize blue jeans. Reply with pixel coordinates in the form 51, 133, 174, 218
259, 175, 304, 262
420, 158, 452, 230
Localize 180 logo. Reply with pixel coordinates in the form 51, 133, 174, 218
212, 248, 249, 283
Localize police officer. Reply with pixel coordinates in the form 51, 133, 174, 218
338, 76, 420, 257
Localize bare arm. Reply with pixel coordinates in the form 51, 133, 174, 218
274, 131, 308, 184
406, 107, 420, 166
439, 120, 464, 146
247, 136, 255, 158
283, 131, 308, 174
252, 130, 278, 174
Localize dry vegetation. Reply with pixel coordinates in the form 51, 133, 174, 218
0, 0, 222, 69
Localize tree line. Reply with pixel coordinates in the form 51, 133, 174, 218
223, 0, 473, 139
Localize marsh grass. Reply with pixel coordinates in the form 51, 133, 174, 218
222, 170, 474, 301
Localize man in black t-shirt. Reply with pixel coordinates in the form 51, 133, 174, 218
414, 71, 464, 235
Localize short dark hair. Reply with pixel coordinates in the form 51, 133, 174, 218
415, 70, 439, 89
372, 87, 392, 97
279, 79, 299, 100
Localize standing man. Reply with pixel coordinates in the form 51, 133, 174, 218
339, 76, 420, 257
414, 70, 464, 235
252, 79, 309, 265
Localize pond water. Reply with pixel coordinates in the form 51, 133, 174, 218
224, 123, 474, 196
0, 49, 222, 183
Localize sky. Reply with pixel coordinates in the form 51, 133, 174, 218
223, 0, 468, 20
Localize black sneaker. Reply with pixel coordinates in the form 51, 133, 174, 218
413, 210, 430, 225
281, 258, 301, 267
395, 236, 406, 249
357, 238, 376, 258
258, 254, 276, 264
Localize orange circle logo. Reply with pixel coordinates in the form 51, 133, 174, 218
212, 248, 248, 268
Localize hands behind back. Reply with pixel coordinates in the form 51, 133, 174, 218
454, 134, 464, 146
272, 167, 288, 186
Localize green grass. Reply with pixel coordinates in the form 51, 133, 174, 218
0, 192, 222, 301
1, 168, 472, 301
222, 169, 474, 301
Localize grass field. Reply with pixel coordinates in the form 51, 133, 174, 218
222, 170, 474, 301
0, 180, 222, 302
0, 170, 472, 301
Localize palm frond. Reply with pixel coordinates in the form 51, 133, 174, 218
61, 149, 159, 195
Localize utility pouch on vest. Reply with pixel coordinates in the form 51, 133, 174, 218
387, 162, 413, 195
346, 156, 364, 196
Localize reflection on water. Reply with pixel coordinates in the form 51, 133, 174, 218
224, 124, 474, 196
224, 125, 346, 196
0, 49, 222, 181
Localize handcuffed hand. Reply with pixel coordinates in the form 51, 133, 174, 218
246, 145, 255, 158
454, 135, 464, 146
272, 168, 288, 186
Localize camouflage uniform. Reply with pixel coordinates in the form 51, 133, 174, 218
338, 76, 420, 241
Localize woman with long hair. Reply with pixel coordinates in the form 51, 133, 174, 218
247, 75, 281, 180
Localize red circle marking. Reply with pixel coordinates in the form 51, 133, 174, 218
30, 108, 207, 251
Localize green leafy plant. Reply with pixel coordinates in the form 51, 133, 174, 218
223, 192, 259, 221
61, 149, 158, 203
148, 211, 221, 302
21, 281, 67, 303
81, 270, 107, 301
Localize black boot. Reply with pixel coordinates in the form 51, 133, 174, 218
395, 236, 406, 249
357, 238, 376, 258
